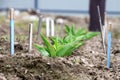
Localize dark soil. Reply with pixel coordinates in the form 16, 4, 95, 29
0, 35, 120, 80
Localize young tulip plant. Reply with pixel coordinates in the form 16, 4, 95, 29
34, 25, 100, 57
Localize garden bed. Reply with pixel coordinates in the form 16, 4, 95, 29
0, 13, 120, 80
0, 35, 120, 80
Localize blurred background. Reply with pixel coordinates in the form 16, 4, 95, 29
0, 0, 120, 38
0, 0, 120, 15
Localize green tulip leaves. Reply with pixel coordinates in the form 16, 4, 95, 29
35, 25, 99, 57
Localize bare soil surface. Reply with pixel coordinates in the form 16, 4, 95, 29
0, 35, 120, 80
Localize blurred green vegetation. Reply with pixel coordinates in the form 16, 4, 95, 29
15, 20, 46, 33
0, 15, 120, 39
0, 16, 6, 23
113, 32, 120, 39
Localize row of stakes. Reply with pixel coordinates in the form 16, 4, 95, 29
10, 8, 55, 54
37, 16, 55, 39
97, 6, 112, 69
9, 7, 112, 69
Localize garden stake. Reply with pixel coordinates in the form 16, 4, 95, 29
104, 12, 108, 45
97, 5, 107, 54
51, 19, 54, 36
107, 23, 112, 68
97, 6, 103, 30
10, 8, 14, 55
46, 18, 55, 37
29, 23, 33, 52
37, 15, 42, 40
46, 18, 50, 37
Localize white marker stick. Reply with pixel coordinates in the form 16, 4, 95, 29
51, 19, 54, 36
29, 23, 33, 52
46, 18, 50, 37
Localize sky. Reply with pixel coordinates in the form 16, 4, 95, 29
39, 0, 120, 12
0, 0, 120, 12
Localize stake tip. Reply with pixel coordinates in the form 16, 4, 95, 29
10, 8, 14, 11
10, 8, 14, 19
29, 23, 33, 26
109, 23, 112, 31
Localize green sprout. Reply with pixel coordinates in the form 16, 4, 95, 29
34, 25, 100, 57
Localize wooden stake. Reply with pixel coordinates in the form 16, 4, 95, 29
103, 12, 108, 45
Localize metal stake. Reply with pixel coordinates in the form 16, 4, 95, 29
97, 5, 107, 54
